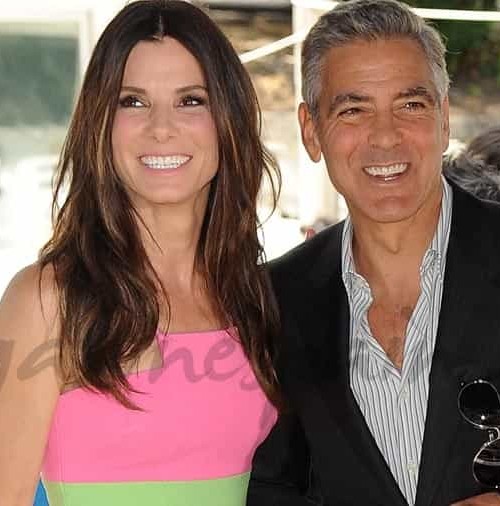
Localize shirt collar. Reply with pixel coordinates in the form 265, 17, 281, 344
342, 176, 453, 287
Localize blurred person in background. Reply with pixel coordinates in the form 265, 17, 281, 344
0, 1, 282, 505
444, 125, 500, 202
467, 125, 500, 169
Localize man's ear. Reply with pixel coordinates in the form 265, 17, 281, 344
441, 95, 450, 153
298, 102, 322, 163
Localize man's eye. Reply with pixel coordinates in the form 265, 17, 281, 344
119, 96, 145, 108
339, 107, 361, 117
180, 95, 206, 107
404, 101, 426, 111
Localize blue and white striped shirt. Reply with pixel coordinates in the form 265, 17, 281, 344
341, 178, 453, 505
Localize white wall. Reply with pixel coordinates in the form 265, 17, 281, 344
292, 0, 346, 224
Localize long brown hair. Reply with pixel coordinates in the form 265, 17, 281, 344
39, 0, 282, 408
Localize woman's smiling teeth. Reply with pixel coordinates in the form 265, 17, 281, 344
140, 155, 191, 170
363, 163, 408, 177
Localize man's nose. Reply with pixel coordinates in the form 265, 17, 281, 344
367, 111, 402, 150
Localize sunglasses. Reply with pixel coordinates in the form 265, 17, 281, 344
458, 379, 500, 489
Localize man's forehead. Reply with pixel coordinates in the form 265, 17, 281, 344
319, 38, 440, 101
327, 86, 438, 104
321, 36, 429, 73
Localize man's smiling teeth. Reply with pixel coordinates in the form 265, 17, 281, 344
363, 163, 408, 177
140, 155, 190, 170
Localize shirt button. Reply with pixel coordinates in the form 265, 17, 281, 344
407, 462, 418, 475
401, 388, 409, 399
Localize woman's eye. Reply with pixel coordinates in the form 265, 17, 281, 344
180, 95, 206, 107
119, 96, 145, 108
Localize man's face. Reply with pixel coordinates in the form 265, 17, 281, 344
299, 38, 450, 226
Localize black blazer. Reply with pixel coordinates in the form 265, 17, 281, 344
248, 183, 500, 506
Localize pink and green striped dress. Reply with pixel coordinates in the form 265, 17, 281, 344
41, 329, 277, 505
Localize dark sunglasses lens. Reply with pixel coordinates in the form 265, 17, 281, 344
474, 438, 500, 488
459, 382, 500, 427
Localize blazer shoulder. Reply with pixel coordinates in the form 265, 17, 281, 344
452, 181, 500, 237
268, 221, 344, 290
476, 194, 500, 220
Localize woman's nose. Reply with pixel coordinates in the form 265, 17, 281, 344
147, 107, 179, 143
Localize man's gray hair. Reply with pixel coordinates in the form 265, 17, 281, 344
302, 0, 450, 120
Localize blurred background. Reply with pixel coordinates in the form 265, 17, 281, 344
1, 0, 500, 297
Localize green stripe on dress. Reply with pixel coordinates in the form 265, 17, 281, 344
43, 472, 250, 506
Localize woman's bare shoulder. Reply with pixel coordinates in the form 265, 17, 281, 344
0, 262, 60, 344
0, 263, 62, 503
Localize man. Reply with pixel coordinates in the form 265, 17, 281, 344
248, 1, 500, 505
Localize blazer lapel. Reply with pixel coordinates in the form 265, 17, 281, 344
323, 274, 408, 505
416, 185, 500, 506
305, 225, 407, 505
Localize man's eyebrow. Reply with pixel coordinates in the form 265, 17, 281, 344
328, 93, 371, 117
396, 86, 436, 104
119, 84, 208, 94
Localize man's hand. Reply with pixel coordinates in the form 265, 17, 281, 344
451, 492, 500, 505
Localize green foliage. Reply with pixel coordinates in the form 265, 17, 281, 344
0, 34, 78, 126
407, 0, 500, 83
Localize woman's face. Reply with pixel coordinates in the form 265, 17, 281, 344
112, 37, 219, 214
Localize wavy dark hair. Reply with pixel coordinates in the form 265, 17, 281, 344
39, 0, 282, 408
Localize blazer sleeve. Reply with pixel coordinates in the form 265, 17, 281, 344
248, 254, 324, 505
247, 411, 320, 505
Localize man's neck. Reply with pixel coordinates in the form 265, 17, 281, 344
351, 191, 442, 294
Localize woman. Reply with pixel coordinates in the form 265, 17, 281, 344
0, 2, 281, 505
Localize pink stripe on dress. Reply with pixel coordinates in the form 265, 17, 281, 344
42, 329, 276, 483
